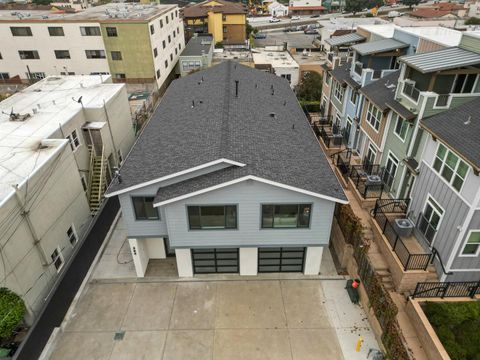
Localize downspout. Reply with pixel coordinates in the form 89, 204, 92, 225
103, 100, 119, 167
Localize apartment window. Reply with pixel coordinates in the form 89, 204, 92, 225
179, 43, 182, 50
153, 48, 158, 57
350, 90, 358, 105
19, 50, 40, 60
150, 24, 155, 34
175, 48, 178, 55
28, 72, 46, 80
54, 50, 71, 59
432, 143, 468, 192
111, 51, 122, 61
66, 129, 80, 151
366, 102, 381, 132
182, 60, 201, 72
281, 74, 291, 83
418, 196, 443, 244
0, 73, 10, 80
166, 16, 169, 24
80, 26, 101, 36
393, 114, 408, 141
175, 10, 178, 17
262, 204, 311, 229
115, 73, 126, 79
171, 12, 174, 20
85, 50, 106, 59
170, 53, 173, 61
60, 72, 75, 75
48, 26, 64, 36
332, 81, 344, 103
0, 52, 2, 59
67, 225, 78, 246
156, 69, 160, 79
177, 27, 179, 34
168, 35, 171, 43
91, 72, 109, 75
106, 27, 117, 37
162, 40, 166, 49
173, 30, 176, 38
10, 26, 32, 36
222, 15, 227, 21
132, 197, 159, 220
165, 60, 168, 68
51, 247, 64, 272
453, 74, 478, 94
223, 26, 227, 34
160, 19, 163, 28
461, 231, 480, 256
187, 205, 237, 230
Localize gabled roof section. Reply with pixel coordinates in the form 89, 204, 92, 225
421, 97, 480, 170
398, 47, 480, 73
351, 39, 408, 56
330, 62, 351, 84
106, 61, 347, 203
325, 33, 365, 47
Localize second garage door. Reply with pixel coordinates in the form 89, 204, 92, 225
258, 247, 306, 273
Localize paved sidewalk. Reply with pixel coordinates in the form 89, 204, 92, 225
47, 279, 379, 360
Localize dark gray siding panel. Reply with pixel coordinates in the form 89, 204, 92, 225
451, 210, 480, 271
409, 163, 469, 268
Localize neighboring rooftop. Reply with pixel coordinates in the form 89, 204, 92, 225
318, 17, 388, 32
106, 61, 346, 203
399, 47, 480, 73
360, 71, 415, 120
357, 24, 397, 39
181, 34, 214, 57
0, 3, 176, 22
395, 26, 463, 47
325, 32, 365, 47
351, 38, 408, 55
252, 49, 299, 69
0, 75, 124, 203
421, 97, 480, 169
183, 0, 246, 18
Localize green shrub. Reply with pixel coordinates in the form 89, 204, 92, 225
424, 301, 480, 360
466, 17, 480, 25
215, 42, 224, 49
0, 288, 25, 340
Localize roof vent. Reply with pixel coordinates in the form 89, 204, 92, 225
464, 115, 472, 125
269, 112, 276, 119
235, 80, 239, 97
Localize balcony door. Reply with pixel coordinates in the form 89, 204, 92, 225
418, 196, 444, 245
382, 153, 399, 190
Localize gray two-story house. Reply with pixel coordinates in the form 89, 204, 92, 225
105, 61, 347, 277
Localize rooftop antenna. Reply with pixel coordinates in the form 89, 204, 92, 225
72, 96, 83, 107
235, 80, 239, 97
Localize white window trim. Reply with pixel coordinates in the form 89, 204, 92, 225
421, 194, 445, 246
402, 79, 420, 105
432, 141, 470, 194
393, 114, 408, 143
52, 246, 65, 273
68, 224, 78, 247
459, 229, 480, 257
333, 81, 344, 103
366, 102, 381, 133
349, 88, 357, 106
366, 142, 377, 164
66, 129, 81, 152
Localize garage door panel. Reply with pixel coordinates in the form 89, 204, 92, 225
192, 248, 239, 274
258, 247, 305, 273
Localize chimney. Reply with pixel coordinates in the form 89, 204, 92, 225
235, 80, 239, 97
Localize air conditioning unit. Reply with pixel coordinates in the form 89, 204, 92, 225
366, 174, 382, 186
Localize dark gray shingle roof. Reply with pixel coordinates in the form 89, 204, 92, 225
107, 61, 346, 203
330, 62, 351, 84
181, 35, 213, 57
421, 98, 480, 169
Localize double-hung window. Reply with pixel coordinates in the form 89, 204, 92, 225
106, 27, 117, 37
187, 205, 237, 230
393, 113, 408, 141
67, 225, 78, 246
350, 89, 358, 105
366, 102, 381, 131
48, 27, 64, 36
11, 26, 32, 36
333, 81, 344, 103
85, 50, 106, 59
54, 50, 71, 59
51, 247, 64, 272
66, 129, 80, 151
19, 50, 40, 60
132, 197, 159, 220
461, 231, 480, 256
261, 204, 311, 229
111, 51, 122, 61
80, 26, 101, 36
432, 143, 468, 192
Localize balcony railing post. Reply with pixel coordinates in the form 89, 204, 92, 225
423, 255, 430, 271
412, 282, 421, 299
382, 216, 388, 234
441, 282, 450, 299
404, 254, 411, 271
393, 234, 399, 251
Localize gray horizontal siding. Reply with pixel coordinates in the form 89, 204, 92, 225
451, 210, 480, 271
163, 180, 335, 248
409, 163, 469, 268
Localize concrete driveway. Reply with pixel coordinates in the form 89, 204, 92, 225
48, 279, 373, 360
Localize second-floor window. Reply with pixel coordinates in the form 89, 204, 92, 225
111, 51, 122, 61
333, 81, 344, 103
432, 143, 468, 192
132, 197, 159, 220
188, 205, 237, 230
80, 26, 101, 36
393, 114, 408, 142
66, 129, 80, 151
453, 74, 478, 94
11, 26, 32, 36
261, 204, 311, 229
48, 27, 64, 36
85, 50, 106, 59
350, 90, 358, 105
366, 102, 381, 132
19, 50, 40, 60
54, 50, 71, 59
106, 27, 117, 37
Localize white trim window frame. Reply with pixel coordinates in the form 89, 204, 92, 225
51, 246, 64, 272
333, 80, 344, 103
418, 195, 444, 245
349, 88, 358, 106
66, 129, 81, 152
67, 224, 78, 246
432, 142, 469, 193
393, 113, 408, 143
460, 230, 480, 257
366, 102, 381, 132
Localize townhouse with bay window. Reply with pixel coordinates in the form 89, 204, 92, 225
105, 61, 347, 278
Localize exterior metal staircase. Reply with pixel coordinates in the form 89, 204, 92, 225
87, 145, 107, 215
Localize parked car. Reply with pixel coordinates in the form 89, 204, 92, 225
291, 15, 301, 20
310, 14, 320, 18
388, 10, 402, 17
254, 32, 267, 39
269, 17, 281, 23
304, 29, 318, 34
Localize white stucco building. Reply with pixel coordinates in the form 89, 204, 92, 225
252, 48, 300, 88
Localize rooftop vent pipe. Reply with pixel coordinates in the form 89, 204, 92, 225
235, 80, 239, 97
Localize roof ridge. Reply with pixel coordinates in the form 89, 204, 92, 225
219, 61, 232, 160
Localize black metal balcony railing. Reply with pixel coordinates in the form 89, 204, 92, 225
413, 281, 480, 299
350, 164, 385, 199
372, 199, 432, 271
331, 148, 352, 182
403, 82, 420, 102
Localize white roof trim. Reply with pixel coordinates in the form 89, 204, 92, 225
153, 175, 349, 207
105, 158, 246, 197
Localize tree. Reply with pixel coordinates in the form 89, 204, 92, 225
402, 0, 420, 9
296, 71, 323, 102
344, 0, 367, 15
466, 17, 480, 25
0, 288, 25, 340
